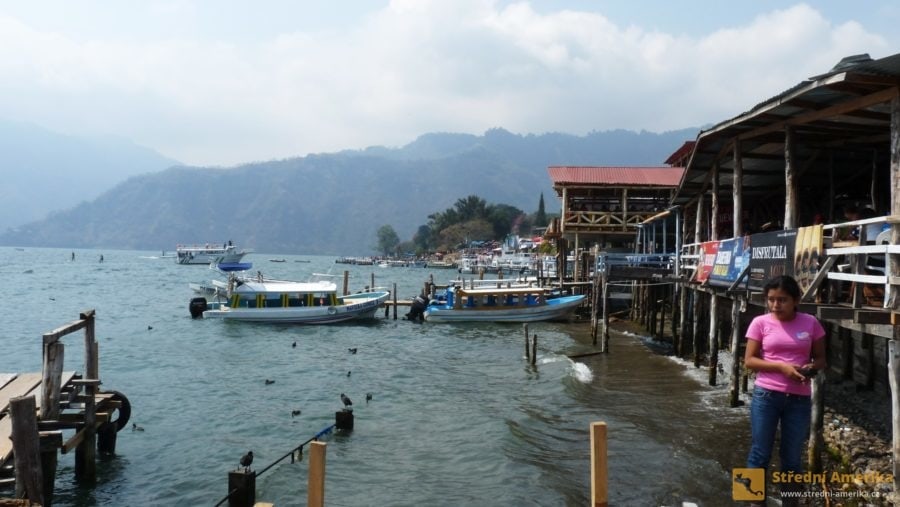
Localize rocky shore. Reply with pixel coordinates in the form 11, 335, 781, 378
817, 375, 895, 505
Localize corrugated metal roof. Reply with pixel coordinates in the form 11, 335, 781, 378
548, 166, 685, 187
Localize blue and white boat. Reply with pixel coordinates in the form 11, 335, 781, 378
191, 279, 389, 324
423, 286, 584, 323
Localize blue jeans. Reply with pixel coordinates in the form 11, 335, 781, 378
747, 386, 811, 472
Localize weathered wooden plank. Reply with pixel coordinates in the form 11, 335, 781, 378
0, 373, 16, 390
0, 415, 12, 465
855, 310, 893, 324
0, 373, 43, 413
818, 307, 857, 320
10, 396, 43, 505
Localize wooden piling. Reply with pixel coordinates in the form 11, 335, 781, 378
708, 295, 719, 385
308, 441, 327, 507
523, 324, 530, 361
590, 422, 608, 507
601, 271, 610, 353
531, 334, 537, 366
392, 283, 397, 320
227, 469, 255, 507
728, 298, 743, 407
889, 339, 900, 494
342, 271, 349, 296
692, 292, 703, 368
807, 371, 825, 472
370, 273, 375, 292
11, 395, 44, 506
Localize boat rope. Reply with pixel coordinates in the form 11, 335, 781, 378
212, 423, 336, 507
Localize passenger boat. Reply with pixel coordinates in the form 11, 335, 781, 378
176, 243, 248, 265
423, 286, 584, 323
190, 279, 389, 324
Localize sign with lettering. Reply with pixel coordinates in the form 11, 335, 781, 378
695, 241, 719, 282
748, 229, 797, 290
709, 236, 750, 287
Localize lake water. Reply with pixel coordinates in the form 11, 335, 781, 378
1, 247, 753, 506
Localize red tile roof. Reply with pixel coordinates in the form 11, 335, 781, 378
548, 166, 685, 187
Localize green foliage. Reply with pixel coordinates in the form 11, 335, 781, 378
534, 193, 548, 227
375, 224, 400, 256
436, 219, 494, 250
423, 195, 527, 248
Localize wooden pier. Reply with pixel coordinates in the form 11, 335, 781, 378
0, 310, 130, 506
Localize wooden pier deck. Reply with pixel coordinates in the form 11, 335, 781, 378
1, 310, 129, 504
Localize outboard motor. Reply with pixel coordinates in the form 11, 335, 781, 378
189, 297, 208, 319
405, 293, 430, 321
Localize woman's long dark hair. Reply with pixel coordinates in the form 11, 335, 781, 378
762, 275, 801, 300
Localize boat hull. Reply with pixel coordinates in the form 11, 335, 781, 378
201, 291, 389, 324
423, 294, 584, 323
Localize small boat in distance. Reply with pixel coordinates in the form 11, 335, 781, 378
176, 242, 248, 265
190, 279, 390, 324
423, 286, 584, 323
269, 258, 286, 263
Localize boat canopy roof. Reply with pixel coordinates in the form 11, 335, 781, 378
455, 286, 551, 296
234, 280, 337, 294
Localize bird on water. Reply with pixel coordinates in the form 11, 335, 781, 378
132, 423, 145, 431
292, 341, 297, 348
346, 370, 351, 377
348, 347, 357, 354
265, 379, 275, 385
340, 393, 352, 410
240, 451, 253, 472
365, 393, 373, 403
291, 409, 301, 417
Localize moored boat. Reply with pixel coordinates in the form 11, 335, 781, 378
176, 242, 248, 265
423, 286, 584, 323
190, 279, 389, 324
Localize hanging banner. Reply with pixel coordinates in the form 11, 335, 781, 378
748, 229, 797, 290
694, 241, 719, 282
708, 236, 751, 287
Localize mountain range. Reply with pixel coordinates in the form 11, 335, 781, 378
0, 119, 179, 232
0, 126, 698, 255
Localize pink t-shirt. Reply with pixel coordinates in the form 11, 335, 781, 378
745, 312, 825, 396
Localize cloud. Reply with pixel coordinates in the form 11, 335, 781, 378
0, 1, 891, 166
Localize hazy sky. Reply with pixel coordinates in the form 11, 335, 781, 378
0, 1, 897, 166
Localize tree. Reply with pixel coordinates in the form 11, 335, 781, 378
412, 225, 432, 252
534, 193, 548, 227
375, 224, 400, 256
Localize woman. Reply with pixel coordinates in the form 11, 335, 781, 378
744, 275, 826, 501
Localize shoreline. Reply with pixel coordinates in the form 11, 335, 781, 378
608, 319, 895, 504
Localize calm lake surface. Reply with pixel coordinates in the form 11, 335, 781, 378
1, 247, 753, 506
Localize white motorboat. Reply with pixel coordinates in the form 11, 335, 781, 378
190, 279, 389, 324
176, 242, 248, 265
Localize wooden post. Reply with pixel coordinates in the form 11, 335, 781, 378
784, 125, 797, 230
531, 334, 537, 366
591, 267, 600, 346
308, 441, 327, 507
708, 294, 719, 385
342, 271, 349, 296
227, 469, 255, 507
885, 338, 900, 496
76, 312, 98, 483
888, 95, 900, 310
392, 283, 397, 320
41, 340, 64, 421
808, 368, 825, 472
733, 140, 743, 237
370, 273, 375, 292
523, 323, 530, 361
729, 297, 743, 407
39, 431, 62, 506
601, 271, 610, 353
590, 422, 608, 507
10, 395, 44, 506
692, 292, 704, 368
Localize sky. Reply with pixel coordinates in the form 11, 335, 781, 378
0, 1, 898, 167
